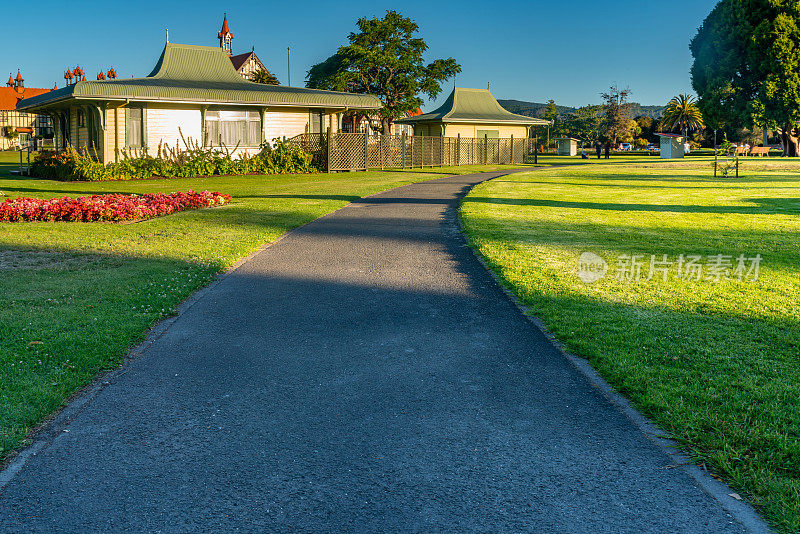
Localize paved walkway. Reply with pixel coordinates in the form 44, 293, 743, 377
1, 171, 750, 532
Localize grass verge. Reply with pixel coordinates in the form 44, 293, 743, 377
0, 165, 448, 462
460, 156, 800, 532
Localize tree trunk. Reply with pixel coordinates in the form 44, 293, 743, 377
381, 117, 391, 136
780, 124, 799, 156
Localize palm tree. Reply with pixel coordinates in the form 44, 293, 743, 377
252, 69, 279, 86
662, 94, 704, 138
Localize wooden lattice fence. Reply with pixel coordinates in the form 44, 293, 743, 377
286, 132, 538, 172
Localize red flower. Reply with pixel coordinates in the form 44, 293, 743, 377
0, 191, 231, 223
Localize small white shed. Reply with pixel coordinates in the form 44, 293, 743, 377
656, 133, 685, 159
556, 137, 580, 156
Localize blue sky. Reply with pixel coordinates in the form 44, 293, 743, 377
3, 0, 718, 110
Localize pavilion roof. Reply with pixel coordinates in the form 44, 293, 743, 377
396, 87, 551, 126
17, 43, 380, 111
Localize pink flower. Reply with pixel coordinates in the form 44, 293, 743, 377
0, 191, 231, 223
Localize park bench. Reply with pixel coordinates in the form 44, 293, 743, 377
749, 146, 770, 157
733, 146, 749, 156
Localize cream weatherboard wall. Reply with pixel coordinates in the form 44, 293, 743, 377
55, 104, 346, 163
414, 123, 529, 139
145, 105, 203, 156
264, 109, 309, 142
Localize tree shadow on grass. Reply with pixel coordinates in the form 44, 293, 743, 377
460, 215, 800, 273
463, 196, 800, 215
491, 180, 800, 191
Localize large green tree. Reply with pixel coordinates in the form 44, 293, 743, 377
691, 0, 800, 155
306, 11, 460, 133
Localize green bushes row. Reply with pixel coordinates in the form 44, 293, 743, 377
30, 137, 317, 181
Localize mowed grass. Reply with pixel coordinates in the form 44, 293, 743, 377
460, 156, 800, 532
0, 155, 449, 462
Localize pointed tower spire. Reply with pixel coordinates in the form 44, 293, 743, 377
6, 74, 13, 87
218, 13, 233, 56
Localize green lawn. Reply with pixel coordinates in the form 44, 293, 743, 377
0, 159, 452, 462
5, 149, 798, 529
460, 156, 800, 532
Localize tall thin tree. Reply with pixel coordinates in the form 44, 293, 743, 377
600, 85, 633, 147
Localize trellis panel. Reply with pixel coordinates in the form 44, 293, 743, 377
288, 132, 539, 171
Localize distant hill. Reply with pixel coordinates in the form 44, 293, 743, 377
628, 104, 666, 119
498, 99, 665, 120
498, 100, 574, 118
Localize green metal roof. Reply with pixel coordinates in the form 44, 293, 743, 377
18, 43, 381, 111
396, 87, 551, 126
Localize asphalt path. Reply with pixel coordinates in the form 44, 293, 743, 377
0, 170, 751, 532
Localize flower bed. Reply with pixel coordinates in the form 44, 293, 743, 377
30, 140, 317, 182
0, 190, 231, 222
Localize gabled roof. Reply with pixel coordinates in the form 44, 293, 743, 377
656, 133, 684, 139
230, 51, 266, 73
0, 86, 51, 111
396, 87, 551, 126
17, 43, 380, 111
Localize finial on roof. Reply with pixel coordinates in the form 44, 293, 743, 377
166, 28, 169, 43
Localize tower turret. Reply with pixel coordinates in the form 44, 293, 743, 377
218, 14, 233, 56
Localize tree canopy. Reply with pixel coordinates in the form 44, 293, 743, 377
252, 69, 279, 86
662, 94, 704, 138
563, 105, 604, 146
305, 11, 460, 133
691, 0, 800, 154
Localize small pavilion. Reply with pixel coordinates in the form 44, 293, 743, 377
395, 87, 550, 138
556, 137, 580, 156
656, 133, 685, 159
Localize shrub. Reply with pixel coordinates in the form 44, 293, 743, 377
30, 135, 317, 182
0, 190, 231, 222
634, 138, 649, 149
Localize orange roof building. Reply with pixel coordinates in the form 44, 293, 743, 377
0, 70, 54, 149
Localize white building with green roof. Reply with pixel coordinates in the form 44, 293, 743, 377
17, 42, 380, 163
395, 87, 550, 139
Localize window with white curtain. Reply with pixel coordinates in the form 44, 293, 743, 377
126, 107, 143, 147
205, 109, 262, 147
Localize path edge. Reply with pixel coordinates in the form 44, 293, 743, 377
454, 169, 773, 534
0, 176, 437, 486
